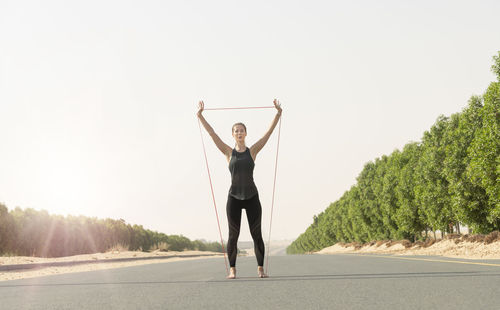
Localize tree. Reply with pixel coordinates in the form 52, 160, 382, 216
442, 98, 490, 232
0, 203, 16, 254
415, 116, 453, 236
394, 143, 425, 240
468, 52, 500, 227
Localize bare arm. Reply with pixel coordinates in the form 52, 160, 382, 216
197, 101, 232, 159
250, 99, 282, 160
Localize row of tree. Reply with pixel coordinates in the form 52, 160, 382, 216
0, 204, 222, 257
287, 52, 500, 254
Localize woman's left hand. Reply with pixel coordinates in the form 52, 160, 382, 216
273, 99, 282, 115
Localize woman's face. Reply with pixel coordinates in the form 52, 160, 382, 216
232, 125, 247, 142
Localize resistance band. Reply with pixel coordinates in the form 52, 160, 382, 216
204, 106, 276, 111
197, 105, 282, 276
197, 117, 229, 275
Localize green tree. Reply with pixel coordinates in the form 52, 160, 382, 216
468, 52, 500, 226
394, 142, 425, 240
442, 97, 490, 232
415, 116, 453, 235
0, 203, 17, 254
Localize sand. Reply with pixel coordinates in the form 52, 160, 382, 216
5, 238, 499, 282
317, 239, 500, 259
0, 250, 223, 282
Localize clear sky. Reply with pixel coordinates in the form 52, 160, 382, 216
1, 0, 499, 243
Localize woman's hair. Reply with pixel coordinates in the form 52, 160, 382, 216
232, 122, 247, 133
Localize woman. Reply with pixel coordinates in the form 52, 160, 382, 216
197, 99, 282, 279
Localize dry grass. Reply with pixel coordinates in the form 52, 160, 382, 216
463, 234, 485, 243
485, 231, 500, 244
319, 231, 500, 258
456, 232, 500, 244
423, 238, 436, 248
421, 231, 500, 246
400, 240, 413, 248
343, 242, 363, 250
412, 240, 424, 248
383, 240, 412, 248
107, 243, 129, 252
386, 240, 397, 248
150, 242, 169, 252
445, 233, 461, 240
317, 231, 500, 259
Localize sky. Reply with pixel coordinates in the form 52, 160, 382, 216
1, 0, 499, 243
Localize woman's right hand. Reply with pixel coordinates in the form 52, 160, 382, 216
197, 100, 204, 117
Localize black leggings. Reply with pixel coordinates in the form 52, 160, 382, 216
226, 193, 265, 267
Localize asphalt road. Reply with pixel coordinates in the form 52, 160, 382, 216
1, 254, 500, 309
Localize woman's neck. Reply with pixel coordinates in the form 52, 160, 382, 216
235, 142, 246, 151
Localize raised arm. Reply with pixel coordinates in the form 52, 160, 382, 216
250, 99, 282, 160
197, 101, 232, 159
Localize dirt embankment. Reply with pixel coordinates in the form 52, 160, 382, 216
0, 250, 223, 282
317, 231, 500, 259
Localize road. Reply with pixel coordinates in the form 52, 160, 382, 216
1, 254, 499, 309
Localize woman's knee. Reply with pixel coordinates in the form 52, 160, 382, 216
228, 230, 240, 242
250, 229, 263, 242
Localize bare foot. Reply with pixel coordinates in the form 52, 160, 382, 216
257, 266, 268, 278
227, 267, 236, 279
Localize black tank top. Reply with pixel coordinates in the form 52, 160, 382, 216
228, 147, 258, 200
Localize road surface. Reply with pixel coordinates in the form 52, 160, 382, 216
1, 254, 499, 309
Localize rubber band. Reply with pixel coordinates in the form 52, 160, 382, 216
203, 106, 275, 111
197, 118, 229, 275
266, 115, 281, 275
